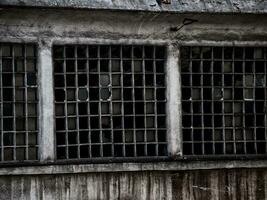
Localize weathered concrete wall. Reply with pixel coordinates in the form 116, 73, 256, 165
0, 8, 267, 43
0, 169, 267, 200
0, 0, 267, 14
0, 7, 266, 200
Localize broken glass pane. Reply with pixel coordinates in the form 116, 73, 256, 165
100, 74, 110, 86
101, 88, 110, 100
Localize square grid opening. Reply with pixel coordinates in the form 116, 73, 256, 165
0, 43, 38, 162
54, 45, 167, 160
181, 46, 267, 156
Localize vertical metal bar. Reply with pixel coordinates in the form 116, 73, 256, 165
253, 48, 257, 154
200, 47, 204, 155
166, 44, 182, 158
131, 46, 136, 157
120, 45, 125, 157
142, 46, 147, 156
190, 47, 194, 155
75, 46, 80, 159
12, 44, 16, 160
98, 46, 103, 157
128, 46, 133, 156
243, 47, 247, 154
63, 46, 69, 159
24, 44, 28, 160
87, 45, 91, 158
233, 47, 236, 154
230, 47, 234, 154
222, 47, 226, 155
265, 48, 267, 154
35, 45, 39, 159
153, 46, 158, 156
109, 46, 114, 157
211, 47, 215, 155
265, 47, 267, 154
211, 48, 217, 155
38, 39, 55, 161
0, 45, 3, 161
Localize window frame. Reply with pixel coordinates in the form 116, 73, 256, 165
0, 37, 267, 171
53, 44, 169, 161
0, 42, 39, 164
179, 42, 267, 160
42, 38, 181, 164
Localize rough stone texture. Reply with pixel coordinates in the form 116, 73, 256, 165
0, 169, 266, 199
0, 0, 267, 14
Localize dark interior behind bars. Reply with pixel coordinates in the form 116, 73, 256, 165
53, 45, 168, 160
181, 46, 267, 156
0, 43, 38, 162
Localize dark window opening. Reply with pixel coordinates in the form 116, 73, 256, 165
181, 46, 267, 156
0, 43, 38, 162
54, 45, 167, 160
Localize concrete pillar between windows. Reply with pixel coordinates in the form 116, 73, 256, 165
38, 39, 55, 161
166, 43, 182, 158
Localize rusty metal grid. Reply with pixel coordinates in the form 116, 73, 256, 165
0, 43, 38, 162
181, 46, 267, 156
53, 45, 168, 160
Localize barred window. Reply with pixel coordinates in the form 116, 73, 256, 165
0, 43, 38, 162
53, 45, 168, 160
2, 42, 266, 166
181, 46, 267, 156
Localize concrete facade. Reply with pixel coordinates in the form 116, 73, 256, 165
1, 0, 267, 14
0, 4, 267, 199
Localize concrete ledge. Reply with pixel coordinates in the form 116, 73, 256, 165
0, 0, 267, 14
1, 160, 267, 175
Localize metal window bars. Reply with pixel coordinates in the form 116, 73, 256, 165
181, 46, 267, 156
0, 43, 38, 162
53, 45, 168, 160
